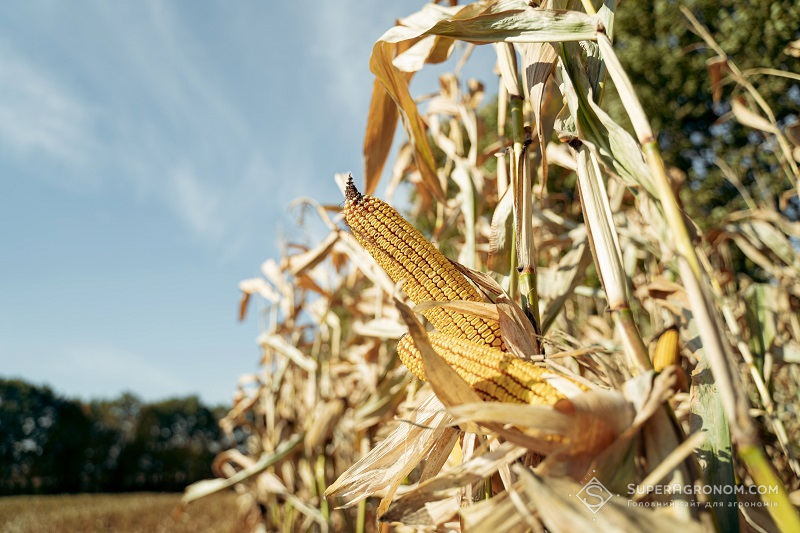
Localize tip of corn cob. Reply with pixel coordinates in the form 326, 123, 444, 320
342, 175, 506, 351
345, 175, 362, 204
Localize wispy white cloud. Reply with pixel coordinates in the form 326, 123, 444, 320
0, 43, 93, 165
168, 164, 224, 240
0, 2, 420, 249
309, 2, 387, 118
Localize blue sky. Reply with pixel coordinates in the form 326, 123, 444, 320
0, 1, 495, 405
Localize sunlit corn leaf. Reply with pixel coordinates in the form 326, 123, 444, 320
460, 488, 523, 531
363, 48, 406, 196
381, 441, 527, 526
731, 96, 779, 135
451, 259, 507, 299
539, 242, 591, 334
378, 2, 600, 45
595, 33, 653, 146
418, 426, 460, 483
495, 42, 522, 97
521, 40, 558, 188
351, 317, 407, 340
497, 294, 541, 357
370, 40, 444, 201
556, 49, 657, 197
366, 16, 460, 194
488, 188, 515, 278
183, 433, 304, 504
574, 145, 627, 310
393, 35, 455, 73
545, 140, 577, 170
324, 393, 452, 507
513, 467, 706, 533
258, 333, 318, 373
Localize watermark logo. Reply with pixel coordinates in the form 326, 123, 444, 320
575, 477, 613, 515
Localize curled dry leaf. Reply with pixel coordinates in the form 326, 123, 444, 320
497, 295, 541, 358
286, 230, 339, 277
381, 441, 527, 526
324, 393, 453, 508
257, 333, 318, 373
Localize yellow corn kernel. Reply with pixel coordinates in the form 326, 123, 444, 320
397, 333, 582, 405
344, 177, 504, 350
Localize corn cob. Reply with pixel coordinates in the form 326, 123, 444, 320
344, 177, 504, 350
397, 333, 584, 405
651, 327, 687, 389
652, 327, 680, 372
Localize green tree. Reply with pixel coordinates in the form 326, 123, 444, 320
0, 379, 91, 494
118, 396, 221, 491
612, 0, 800, 226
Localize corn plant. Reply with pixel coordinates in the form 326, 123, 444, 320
184, 1, 800, 531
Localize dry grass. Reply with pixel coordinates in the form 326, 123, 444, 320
0, 492, 239, 533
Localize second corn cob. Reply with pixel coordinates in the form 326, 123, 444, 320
344, 177, 505, 350
652, 327, 680, 372
397, 332, 585, 405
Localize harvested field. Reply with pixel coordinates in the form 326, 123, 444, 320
0, 492, 238, 533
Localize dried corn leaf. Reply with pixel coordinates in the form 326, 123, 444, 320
393, 35, 455, 73
540, 242, 591, 334
731, 96, 778, 134
183, 433, 303, 504
522, 40, 558, 189
370, 40, 444, 201
381, 441, 526, 526
352, 317, 407, 340
497, 295, 540, 358
514, 467, 706, 533
460, 488, 529, 532
556, 43, 657, 196
378, 2, 600, 45
287, 230, 339, 277
325, 393, 452, 507
488, 188, 515, 276
575, 146, 627, 309
258, 333, 318, 373
304, 400, 345, 454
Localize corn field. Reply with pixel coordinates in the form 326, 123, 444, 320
183, 1, 800, 531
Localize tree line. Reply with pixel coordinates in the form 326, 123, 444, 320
0, 378, 229, 495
